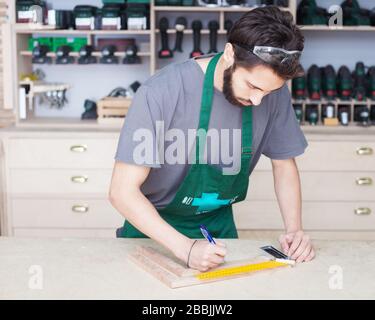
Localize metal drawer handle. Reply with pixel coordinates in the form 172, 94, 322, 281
70, 144, 88, 153
354, 208, 372, 216
356, 177, 373, 186
356, 147, 373, 156
72, 205, 89, 213
71, 175, 88, 183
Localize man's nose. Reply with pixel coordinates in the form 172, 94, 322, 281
249, 91, 264, 106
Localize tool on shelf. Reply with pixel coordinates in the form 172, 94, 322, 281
123, 44, 141, 64
47, 10, 74, 30
297, 0, 328, 26
78, 45, 97, 64
367, 67, 375, 101
56, 45, 74, 64
19, 80, 71, 110
100, 45, 119, 64
337, 66, 353, 101
208, 20, 219, 54
352, 62, 366, 101
292, 75, 307, 100
81, 100, 98, 120
307, 65, 321, 100
32, 45, 51, 64
321, 65, 337, 100
159, 17, 173, 58
190, 20, 204, 58
341, 0, 371, 26
173, 17, 187, 53
224, 19, 233, 36
74, 5, 97, 31
127, 0, 149, 30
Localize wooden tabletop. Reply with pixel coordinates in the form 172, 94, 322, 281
0, 237, 374, 299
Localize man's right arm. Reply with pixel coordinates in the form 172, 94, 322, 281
108, 161, 227, 271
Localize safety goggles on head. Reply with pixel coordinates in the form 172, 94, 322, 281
234, 43, 302, 65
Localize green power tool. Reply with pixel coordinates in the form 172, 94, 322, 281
307, 65, 321, 100
367, 67, 375, 101
321, 65, 337, 100
352, 62, 366, 101
297, 0, 328, 25
337, 66, 353, 100
341, 0, 371, 26
292, 75, 306, 100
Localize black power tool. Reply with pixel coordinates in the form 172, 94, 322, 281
173, 17, 187, 53
100, 45, 119, 64
78, 45, 97, 64
208, 20, 219, 54
159, 17, 173, 59
123, 44, 141, 64
56, 45, 74, 64
224, 20, 233, 37
190, 20, 204, 58
32, 45, 52, 64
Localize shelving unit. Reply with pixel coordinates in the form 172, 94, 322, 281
1, 0, 374, 129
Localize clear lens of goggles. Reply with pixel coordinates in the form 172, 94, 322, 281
252, 46, 301, 64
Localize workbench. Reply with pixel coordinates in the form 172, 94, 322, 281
0, 237, 374, 299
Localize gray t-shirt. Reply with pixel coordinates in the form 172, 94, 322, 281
115, 54, 308, 208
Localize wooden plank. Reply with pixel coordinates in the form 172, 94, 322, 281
128, 252, 182, 288
136, 246, 199, 277
130, 246, 292, 289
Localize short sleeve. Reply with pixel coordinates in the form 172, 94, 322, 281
262, 85, 308, 160
114, 85, 162, 168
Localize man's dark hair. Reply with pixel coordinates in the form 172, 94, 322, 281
227, 6, 304, 80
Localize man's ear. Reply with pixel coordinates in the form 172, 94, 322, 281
223, 43, 235, 68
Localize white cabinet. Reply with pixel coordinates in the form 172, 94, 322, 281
1, 127, 375, 239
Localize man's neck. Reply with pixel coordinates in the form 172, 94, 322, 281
194, 55, 225, 92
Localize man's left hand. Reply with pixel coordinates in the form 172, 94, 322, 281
278, 230, 315, 263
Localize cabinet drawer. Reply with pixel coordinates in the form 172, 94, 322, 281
10, 169, 112, 195
247, 171, 375, 201
296, 141, 375, 172
11, 198, 124, 228
233, 200, 375, 230
8, 138, 118, 169
253, 142, 375, 172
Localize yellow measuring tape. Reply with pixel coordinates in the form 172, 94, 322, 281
196, 260, 288, 281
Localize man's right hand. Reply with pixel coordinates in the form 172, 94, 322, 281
186, 240, 227, 272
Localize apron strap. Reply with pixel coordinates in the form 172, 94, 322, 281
196, 52, 222, 163
239, 105, 253, 174
195, 52, 253, 172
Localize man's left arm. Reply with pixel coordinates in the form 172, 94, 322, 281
271, 158, 315, 263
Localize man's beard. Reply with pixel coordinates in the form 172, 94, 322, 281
223, 64, 248, 107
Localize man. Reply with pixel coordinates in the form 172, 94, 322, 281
109, 6, 315, 272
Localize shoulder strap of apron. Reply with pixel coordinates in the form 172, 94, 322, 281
196, 52, 253, 174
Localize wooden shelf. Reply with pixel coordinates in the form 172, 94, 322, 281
15, 25, 152, 35
298, 25, 375, 31
20, 50, 151, 58
292, 98, 375, 105
155, 29, 227, 34
153, 5, 290, 12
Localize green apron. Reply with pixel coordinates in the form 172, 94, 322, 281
118, 52, 253, 239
